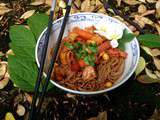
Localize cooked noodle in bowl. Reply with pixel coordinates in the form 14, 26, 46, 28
36, 13, 140, 95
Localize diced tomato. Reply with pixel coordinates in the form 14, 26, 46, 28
98, 41, 111, 53
108, 49, 119, 57
69, 53, 80, 72
119, 50, 128, 58
78, 59, 87, 67
75, 36, 83, 41
71, 62, 80, 72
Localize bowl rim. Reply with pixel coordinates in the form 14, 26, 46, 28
35, 12, 140, 95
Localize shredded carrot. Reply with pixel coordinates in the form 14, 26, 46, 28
78, 59, 87, 67
72, 27, 93, 40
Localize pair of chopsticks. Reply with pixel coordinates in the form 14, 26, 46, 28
29, 0, 72, 119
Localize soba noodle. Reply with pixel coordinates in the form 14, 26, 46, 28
50, 26, 127, 91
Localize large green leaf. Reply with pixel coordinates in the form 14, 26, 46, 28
27, 13, 49, 40
138, 34, 160, 48
9, 25, 35, 61
119, 29, 135, 43
8, 55, 38, 91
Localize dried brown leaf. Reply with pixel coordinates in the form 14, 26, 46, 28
151, 48, 160, 56
117, 0, 122, 6
156, 1, 160, 18
20, 10, 35, 19
141, 46, 153, 56
122, 0, 141, 5
141, 10, 155, 17
149, 109, 160, 120
81, 0, 94, 12
155, 71, 160, 78
155, 23, 160, 35
153, 57, 160, 70
137, 74, 159, 84
138, 4, 147, 14
74, 0, 81, 9
0, 3, 12, 15
134, 15, 154, 27
145, 68, 159, 79
146, 0, 157, 3
88, 111, 107, 120
30, 1, 44, 6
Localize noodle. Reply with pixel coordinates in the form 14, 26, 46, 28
50, 26, 127, 91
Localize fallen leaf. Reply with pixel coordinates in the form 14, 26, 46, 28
141, 46, 153, 56
135, 57, 146, 76
138, 0, 146, 3
146, 0, 157, 3
155, 71, 160, 78
138, 4, 147, 14
74, 0, 81, 9
88, 111, 107, 120
0, 16, 3, 21
58, 0, 66, 8
5, 112, 15, 120
155, 23, 160, 35
137, 74, 159, 84
145, 68, 159, 79
0, 3, 12, 15
156, 1, 160, 18
97, 111, 107, 120
151, 48, 160, 56
149, 109, 160, 120
141, 10, 155, 17
122, 0, 141, 5
81, 0, 94, 12
30, 1, 44, 6
117, 0, 122, 6
153, 57, 160, 70
20, 10, 36, 19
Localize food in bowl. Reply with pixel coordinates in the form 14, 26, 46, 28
50, 26, 128, 91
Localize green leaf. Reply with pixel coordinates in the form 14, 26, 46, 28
138, 34, 160, 48
118, 41, 125, 51
135, 57, 146, 76
9, 25, 35, 61
64, 42, 74, 49
8, 55, 38, 91
27, 13, 49, 40
119, 29, 135, 43
88, 43, 97, 53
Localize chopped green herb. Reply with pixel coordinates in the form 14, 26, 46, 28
64, 42, 74, 50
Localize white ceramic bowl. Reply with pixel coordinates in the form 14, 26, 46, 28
35, 12, 140, 95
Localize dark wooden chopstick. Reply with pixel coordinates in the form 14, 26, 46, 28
35, 0, 73, 117
28, 1, 57, 120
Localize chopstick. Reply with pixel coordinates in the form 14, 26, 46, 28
28, 0, 57, 120
35, 0, 73, 117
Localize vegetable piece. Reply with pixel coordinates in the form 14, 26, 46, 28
119, 50, 128, 58
78, 59, 87, 67
82, 66, 96, 80
105, 82, 112, 88
72, 27, 93, 40
90, 35, 104, 45
64, 42, 74, 50
108, 49, 119, 57
69, 53, 80, 72
68, 32, 78, 41
98, 41, 111, 53
102, 53, 109, 61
